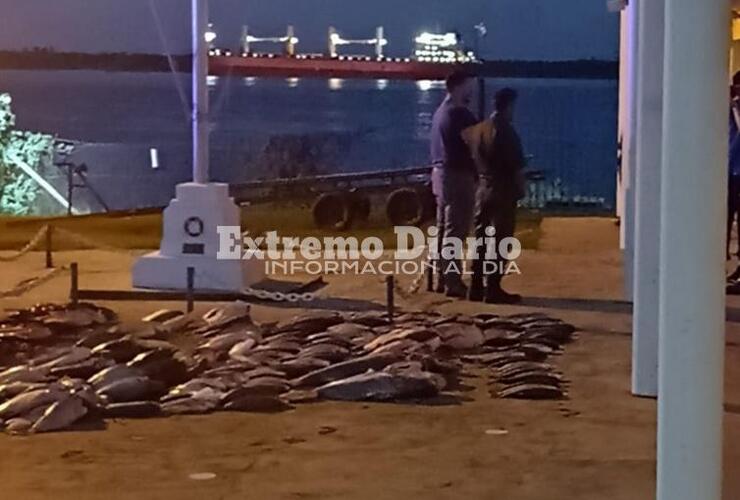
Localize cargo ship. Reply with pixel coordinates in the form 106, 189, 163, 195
208, 27, 480, 81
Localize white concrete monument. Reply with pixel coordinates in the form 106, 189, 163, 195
133, 0, 263, 291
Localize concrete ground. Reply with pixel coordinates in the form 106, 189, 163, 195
0, 217, 739, 500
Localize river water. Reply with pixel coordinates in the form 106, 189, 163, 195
1, 70, 618, 212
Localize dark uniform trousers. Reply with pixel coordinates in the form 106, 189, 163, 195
470, 179, 517, 293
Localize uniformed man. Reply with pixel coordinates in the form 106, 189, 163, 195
467, 88, 525, 304
429, 71, 478, 298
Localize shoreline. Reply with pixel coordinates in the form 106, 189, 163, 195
0, 51, 619, 80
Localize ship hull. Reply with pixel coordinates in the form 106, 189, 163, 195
209, 55, 478, 80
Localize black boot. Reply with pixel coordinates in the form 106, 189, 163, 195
485, 288, 522, 305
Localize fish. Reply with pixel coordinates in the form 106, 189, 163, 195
50, 357, 113, 380
0, 365, 49, 385
32, 396, 88, 433
497, 371, 566, 388
76, 326, 125, 349
272, 312, 344, 335
482, 328, 523, 347
142, 309, 184, 324
293, 352, 399, 388
0, 388, 66, 420
343, 311, 391, 328
39, 347, 93, 370
161, 397, 218, 415
498, 383, 565, 400
91, 338, 148, 363
0, 382, 47, 401
240, 377, 291, 396
197, 332, 252, 353
282, 389, 319, 404
245, 367, 287, 380
435, 323, 484, 350
0, 323, 53, 341
299, 343, 351, 363
43, 307, 105, 329
523, 324, 576, 345
88, 365, 144, 389
276, 357, 330, 379
222, 395, 293, 413
364, 327, 438, 352
105, 401, 162, 419
127, 352, 190, 387
96, 377, 165, 404
317, 370, 440, 402
5, 418, 33, 435
163, 378, 229, 402
228, 338, 258, 360
324, 322, 372, 339
496, 361, 554, 379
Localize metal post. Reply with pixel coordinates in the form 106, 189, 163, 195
186, 267, 195, 313
426, 261, 434, 292
375, 26, 384, 59
386, 275, 395, 321
631, 0, 665, 398
286, 25, 296, 57
45, 225, 53, 269
192, 0, 209, 184
328, 27, 338, 58
66, 165, 74, 217
241, 25, 250, 55
70, 262, 79, 305
656, 0, 728, 498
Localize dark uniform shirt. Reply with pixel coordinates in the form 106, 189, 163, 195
480, 115, 524, 181
430, 97, 478, 173
477, 114, 525, 201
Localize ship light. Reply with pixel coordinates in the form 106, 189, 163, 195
415, 32, 458, 47
205, 24, 217, 44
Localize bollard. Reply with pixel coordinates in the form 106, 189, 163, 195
386, 275, 395, 321
45, 225, 53, 269
70, 262, 79, 305
426, 262, 434, 292
186, 267, 195, 313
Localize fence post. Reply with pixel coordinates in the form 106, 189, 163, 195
186, 267, 195, 313
386, 275, 395, 321
70, 262, 79, 305
45, 225, 53, 269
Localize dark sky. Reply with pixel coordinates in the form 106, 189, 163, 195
0, 0, 619, 61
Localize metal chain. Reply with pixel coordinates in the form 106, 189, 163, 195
53, 227, 133, 254
192, 265, 321, 303
0, 266, 67, 298
241, 286, 319, 303
0, 225, 48, 262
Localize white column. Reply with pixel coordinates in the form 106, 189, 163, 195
192, 0, 209, 184
657, 1, 728, 499
621, 2, 639, 301
631, 0, 665, 397
616, 9, 629, 225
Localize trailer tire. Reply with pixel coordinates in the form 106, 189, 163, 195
348, 193, 371, 222
386, 188, 425, 226
312, 193, 352, 230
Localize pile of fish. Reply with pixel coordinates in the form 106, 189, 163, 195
0, 302, 577, 435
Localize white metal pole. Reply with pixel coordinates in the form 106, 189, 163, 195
631, 0, 665, 398
192, 0, 209, 184
657, 1, 728, 498
622, 2, 639, 301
